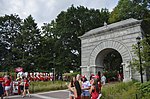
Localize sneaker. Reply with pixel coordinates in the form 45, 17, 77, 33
99, 93, 102, 97
97, 93, 102, 99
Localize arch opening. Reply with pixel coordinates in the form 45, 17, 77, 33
96, 48, 123, 81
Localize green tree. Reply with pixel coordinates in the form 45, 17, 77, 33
141, 18, 150, 68
37, 22, 57, 72
132, 19, 150, 72
17, 15, 41, 71
109, 0, 150, 23
0, 14, 21, 71
42, 5, 110, 72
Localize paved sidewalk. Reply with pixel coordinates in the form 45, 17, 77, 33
7, 90, 69, 99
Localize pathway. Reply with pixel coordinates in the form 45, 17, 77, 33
8, 90, 69, 99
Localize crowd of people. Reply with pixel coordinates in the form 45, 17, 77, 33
0, 73, 13, 99
0, 73, 31, 99
68, 71, 106, 99
17, 72, 55, 82
0, 71, 65, 98
0, 71, 107, 99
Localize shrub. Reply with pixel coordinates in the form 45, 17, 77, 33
63, 72, 80, 81
101, 81, 150, 99
101, 82, 137, 99
136, 81, 150, 99
29, 81, 68, 93
0, 72, 16, 79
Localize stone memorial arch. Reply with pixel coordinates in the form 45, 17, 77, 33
79, 18, 147, 82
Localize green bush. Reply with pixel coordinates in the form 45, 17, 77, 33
103, 71, 119, 82
101, 81, 150, 99
29, 81, 68, 93
101, 82, 138, 99
136, 81, 150, 99
0, 72, 16, 79
63, 72, 80, 81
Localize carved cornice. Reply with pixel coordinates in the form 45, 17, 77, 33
79, 18, 142, 39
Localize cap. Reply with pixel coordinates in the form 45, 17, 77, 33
92, 75, 99, 79
82, 75, 86, 78
91, 74, 94, 76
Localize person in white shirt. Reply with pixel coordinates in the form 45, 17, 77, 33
81, 76, 91, 99
101, 74, 106, 85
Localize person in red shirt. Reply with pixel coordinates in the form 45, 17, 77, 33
38, 74, 41, 81
40, 74, 44, 81
22, 77, 31, 98
89, 78, 99, 99
94, 74, 102, 99
33, 75, 37, 81
4, 76, 11, 98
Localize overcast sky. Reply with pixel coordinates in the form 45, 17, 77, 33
0, 0, 119, 27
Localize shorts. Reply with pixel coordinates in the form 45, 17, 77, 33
25, 86, 29, 89
20, 85, 24, 91
69, 91, 74, 96
81, 91, 90, 96
5, 86, 11, 91
0, 88, 4, 95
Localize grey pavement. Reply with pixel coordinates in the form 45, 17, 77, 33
7, 90, 69, 99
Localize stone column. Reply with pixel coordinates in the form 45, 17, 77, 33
86, 66, 91, 80
122, 62, 132, 82
80, 65, 91, 80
